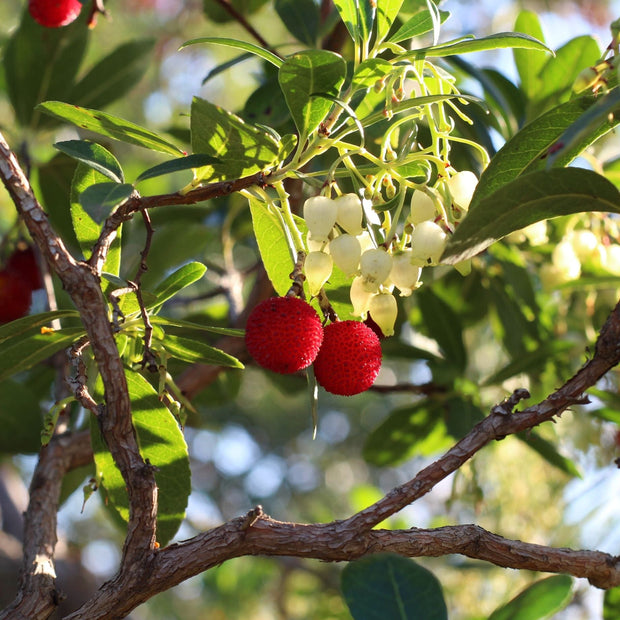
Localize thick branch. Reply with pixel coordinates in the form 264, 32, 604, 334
63, 511, 620, 618
0, 133, 157, 614
0, 431, 92, 620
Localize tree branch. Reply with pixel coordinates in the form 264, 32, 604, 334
0, 133, 158, 615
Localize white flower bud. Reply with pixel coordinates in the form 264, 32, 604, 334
334, 193, 363, 236
305, 251, 333, 296
360, 248, 393, 292
357, 230, 375, 254
446, 171, 477, 210
303, 196, 337, 243
368, 292, 398, 336
410, 221, 447, 265
350, 276, 374, 318
409, 190, 437, 224
329, 234, 361, 277
389, 251, 421, 296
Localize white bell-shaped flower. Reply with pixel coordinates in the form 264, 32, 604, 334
329, 233, 361, 277
368, 292, 398, 337
335, 193, 364, 236
350, 276, 374, 318
410, 190, 437, 224
446, 171, 478, 211
303, 196, 338, 243
360, 248, 393, 292
305, 251, 333, 296
410, 221, 447, 265
389, 251, 422, 296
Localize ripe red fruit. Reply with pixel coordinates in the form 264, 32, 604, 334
0, 269, 32, 324
6, 246, 42, 290
313, 320, 382, 396
28, 0, 83, 28
245, 296, 324, 374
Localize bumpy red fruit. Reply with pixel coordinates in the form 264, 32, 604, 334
7, 246, 42, 290
313, 320, 382, 396
245, 296, 324, 374
0, 269, 32, 324
29, 0, 83, 28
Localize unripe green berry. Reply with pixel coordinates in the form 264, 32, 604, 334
304, 196, 338, 243
305, 251, 333, 296
368, 292, 397, 336
360, 248, 393, 292
410, 221, 447, 265
329, 234, 361, 277
334, 194, 364, 236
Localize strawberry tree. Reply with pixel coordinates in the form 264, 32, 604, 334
2, 1, 620, 618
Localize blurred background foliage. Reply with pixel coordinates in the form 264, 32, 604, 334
2, 0, 620, 618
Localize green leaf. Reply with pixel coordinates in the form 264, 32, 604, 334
604, 586, 620, 620
180, 37, 283, 68
79, 182, 135, 224
442, 168, 620, 264
388, 9, 450, 43
410, 32, 552, 59
190, 97, 281, 183
37, 102, 185, 156
332, 0, 359, 42
516, 432, 581, 478
149, 315, 244, 337
513, 10, 547, 100
3, 9, 89, 127
488, 575, 573, 620
248, 197, 295, 295
342, 554, 448, 620
91, 370, 191, 546
135, 154, 221, 183
152, 261, 208, 306
470, 95, 618, 206
533, 36, 600, 111
363, 401, 451, 466
376, 0, 406, 44
275, 0, 319, 46
357, 0, 376, 46
278, 50, 346, 139
0, 328, 85, 383
161, 335, 244, 368
69, 39, 156, 110
544, 87, 620, 169
71, 164, 109, 259
0, 310, 80, 345
351, 58, 393, 91
54, 140, 124, 183
0, 380, 45, 453
417, 287, 467, 372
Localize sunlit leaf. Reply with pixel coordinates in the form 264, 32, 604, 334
443, 168, 620, 264
180, 37, 283, 68
388, 8, 450, 43
91, 370, 191, 546
55, 140, 124, 183
37, 101, 185, 156
152, 261, 208, 306
161, 335, 244, 368
135, 154, 221, 183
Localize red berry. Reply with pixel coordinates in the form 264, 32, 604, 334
29, 0, 83, 28
245, 296, 324, 374
6, 246, 42, 291
313, 320, 382, 396
0, 269, 32, 324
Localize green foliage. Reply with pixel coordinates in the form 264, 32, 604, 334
91, 370, 191, 546
488, 575, 573, 620
341, 554, 448, 619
